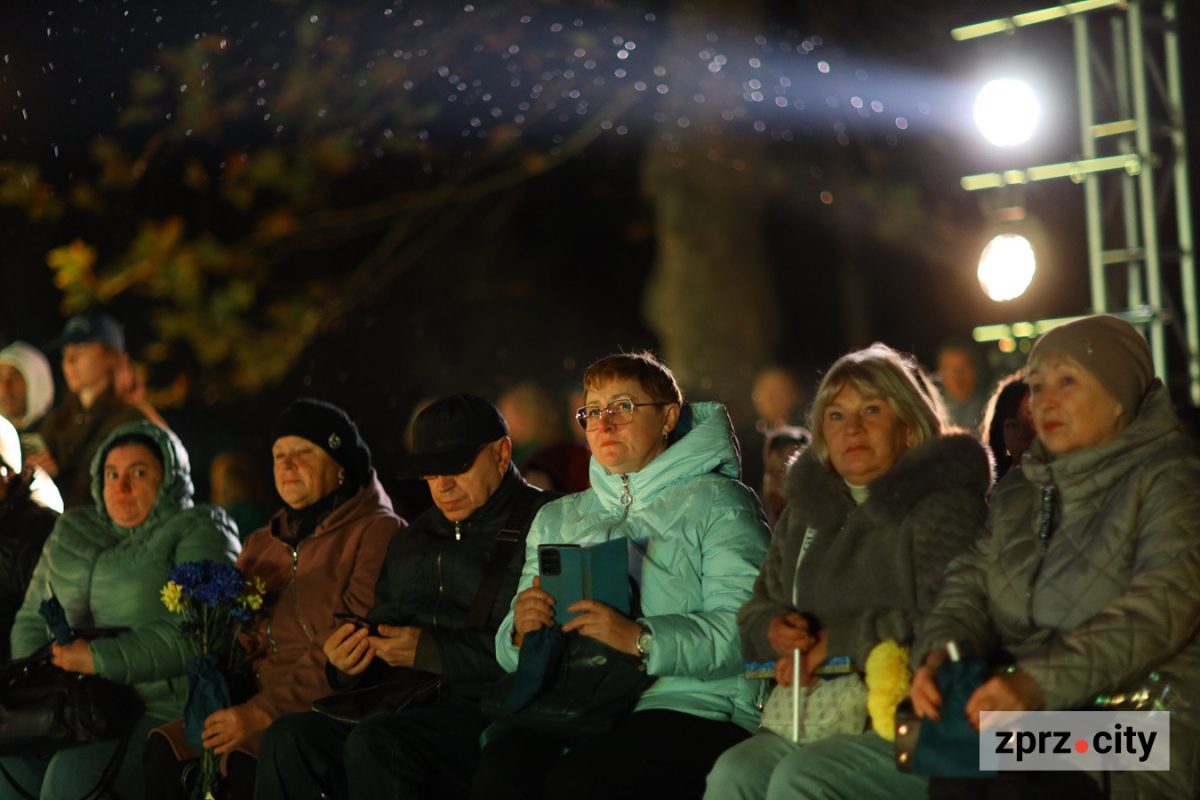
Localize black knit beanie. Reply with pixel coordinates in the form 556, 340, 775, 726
271, 398, 371, 487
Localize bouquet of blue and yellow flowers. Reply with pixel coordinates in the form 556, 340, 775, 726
162, 560, 266, 799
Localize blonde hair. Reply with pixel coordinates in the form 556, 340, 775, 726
809, 343, 945, 469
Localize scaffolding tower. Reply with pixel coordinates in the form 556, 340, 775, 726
956, 0, 1197, 405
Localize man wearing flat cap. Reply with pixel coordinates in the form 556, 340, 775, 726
257, 393, 559, 800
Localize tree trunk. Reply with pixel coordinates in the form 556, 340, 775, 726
640, 0, 779, 426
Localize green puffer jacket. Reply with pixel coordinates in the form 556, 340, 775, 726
11, 421, 240, 720
914, 382, 1200, 799
495, 402, 770, 731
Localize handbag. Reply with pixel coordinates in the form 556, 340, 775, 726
0, 644, 145, 800
760, 673, 869, 743
0, 645, 143, 756
894, 656, 996, 778
481, 627, 656, 739
311, 669, 442, 725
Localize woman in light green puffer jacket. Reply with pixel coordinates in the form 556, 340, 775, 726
480, 352, 770, 800
3, 420, 240, 800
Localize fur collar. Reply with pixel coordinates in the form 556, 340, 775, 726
783, 433, 993, 533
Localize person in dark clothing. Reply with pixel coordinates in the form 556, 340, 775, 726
0, 416, 58, 665
256, 393, 557, 800
29, 310, 146, 508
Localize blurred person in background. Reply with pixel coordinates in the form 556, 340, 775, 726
936, 337, 990, 433
752, 366, 808, 433
210, 451, 273, 543
747, 366, 809, 495
499, 381, 590, 494
0, 341, 55, 438
759, 426, 809, 528
979, 370, 1035, 476
0, 415, 59, 666
30, 310, 148, 509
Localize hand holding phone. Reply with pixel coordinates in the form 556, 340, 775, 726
333, 612, 379, 636
324, 621, 374, 675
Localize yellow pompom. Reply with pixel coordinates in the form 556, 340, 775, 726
160, 581, 185, 614
865, 640, 911, 741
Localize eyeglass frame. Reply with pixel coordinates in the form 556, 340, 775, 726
574, 400, 675, 432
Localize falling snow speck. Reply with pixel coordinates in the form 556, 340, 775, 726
896, 117, 908, 129
817, 61, 830, 74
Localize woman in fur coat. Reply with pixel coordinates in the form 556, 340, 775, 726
705, 343, 992, 800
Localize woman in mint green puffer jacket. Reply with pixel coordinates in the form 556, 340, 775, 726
479, 352, 770, 800
3, 420, 240, 800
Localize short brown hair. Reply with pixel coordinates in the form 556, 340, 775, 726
582, 351, 683, 406
809, 343, 945, 470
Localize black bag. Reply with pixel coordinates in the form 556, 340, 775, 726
0, 645, 143, 756
481, 627, 655, 739
311, 670, 442, 725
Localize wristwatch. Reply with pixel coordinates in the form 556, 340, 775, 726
635, 625, 653, 660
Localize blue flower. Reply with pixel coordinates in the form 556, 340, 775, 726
229, 606, 254, 624
169, 561, 208, 593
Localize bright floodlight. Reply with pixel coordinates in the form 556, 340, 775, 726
978, 233, 1036, 301
973, 79, 1040, 147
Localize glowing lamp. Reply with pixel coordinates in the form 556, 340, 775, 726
978, 233, 1036, 301
973, 79, 1040, 147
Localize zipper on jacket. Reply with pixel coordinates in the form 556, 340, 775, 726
433, 545, 444, 628
454, 522, 461, 541
289, 542, 315, 645
1025, 467, 1058, 622
605, 474, 634, 540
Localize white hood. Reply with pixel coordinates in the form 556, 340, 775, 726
0, 341, 55, 429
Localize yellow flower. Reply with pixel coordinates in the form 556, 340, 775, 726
237, 575, 267, 610
865, 640, 912, 741
161, 581, 185, 614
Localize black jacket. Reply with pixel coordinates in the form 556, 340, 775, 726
331, 465, 556, 690
0, 478, 59, 664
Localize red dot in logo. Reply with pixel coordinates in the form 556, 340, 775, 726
1075, 739, 1089, 754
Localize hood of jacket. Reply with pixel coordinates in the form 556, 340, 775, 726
87, 420, 194, 533
0, 341, 54, 430
589, 401, 742, 511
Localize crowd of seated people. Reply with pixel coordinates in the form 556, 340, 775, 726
0, 311, 1197, 800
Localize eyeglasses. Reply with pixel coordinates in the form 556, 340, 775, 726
575, 400, 672, 431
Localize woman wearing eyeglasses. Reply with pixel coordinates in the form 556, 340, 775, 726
474, 351, 770, 800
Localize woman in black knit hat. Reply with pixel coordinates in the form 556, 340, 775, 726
146, 399, 404, 800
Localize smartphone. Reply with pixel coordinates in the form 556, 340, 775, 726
333, 612, 380, 636
538, 539, 630, 626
